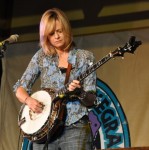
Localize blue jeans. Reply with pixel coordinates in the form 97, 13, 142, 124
33, 119, 93, 150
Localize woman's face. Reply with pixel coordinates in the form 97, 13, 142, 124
48, 20, 67, 50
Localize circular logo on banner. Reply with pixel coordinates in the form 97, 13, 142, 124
88, 78, 131, 149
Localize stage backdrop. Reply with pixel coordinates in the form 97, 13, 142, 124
0, 28, 149, 150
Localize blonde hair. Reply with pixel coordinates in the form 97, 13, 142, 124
39, 8, 73, 55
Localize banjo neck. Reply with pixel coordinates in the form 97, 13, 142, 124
55, 35, 142, 99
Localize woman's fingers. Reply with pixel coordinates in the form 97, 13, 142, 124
27, 97, 45, 113
68, 80, 81, 91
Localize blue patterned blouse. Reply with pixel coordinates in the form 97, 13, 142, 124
14, 47, 97, 126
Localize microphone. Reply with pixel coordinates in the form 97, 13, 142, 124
0, 34, 19, 47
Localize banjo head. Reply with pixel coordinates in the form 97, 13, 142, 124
19, 90, 52, 135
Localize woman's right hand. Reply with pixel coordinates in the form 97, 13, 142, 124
25, 97, 44, 113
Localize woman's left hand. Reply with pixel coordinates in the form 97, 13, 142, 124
68, 80, 81, 91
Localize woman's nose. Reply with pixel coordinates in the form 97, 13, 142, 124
54, 32, 59, 38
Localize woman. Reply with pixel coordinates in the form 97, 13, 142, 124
14, 8, 97, 150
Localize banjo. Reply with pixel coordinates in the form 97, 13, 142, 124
18, 36, 141, 143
